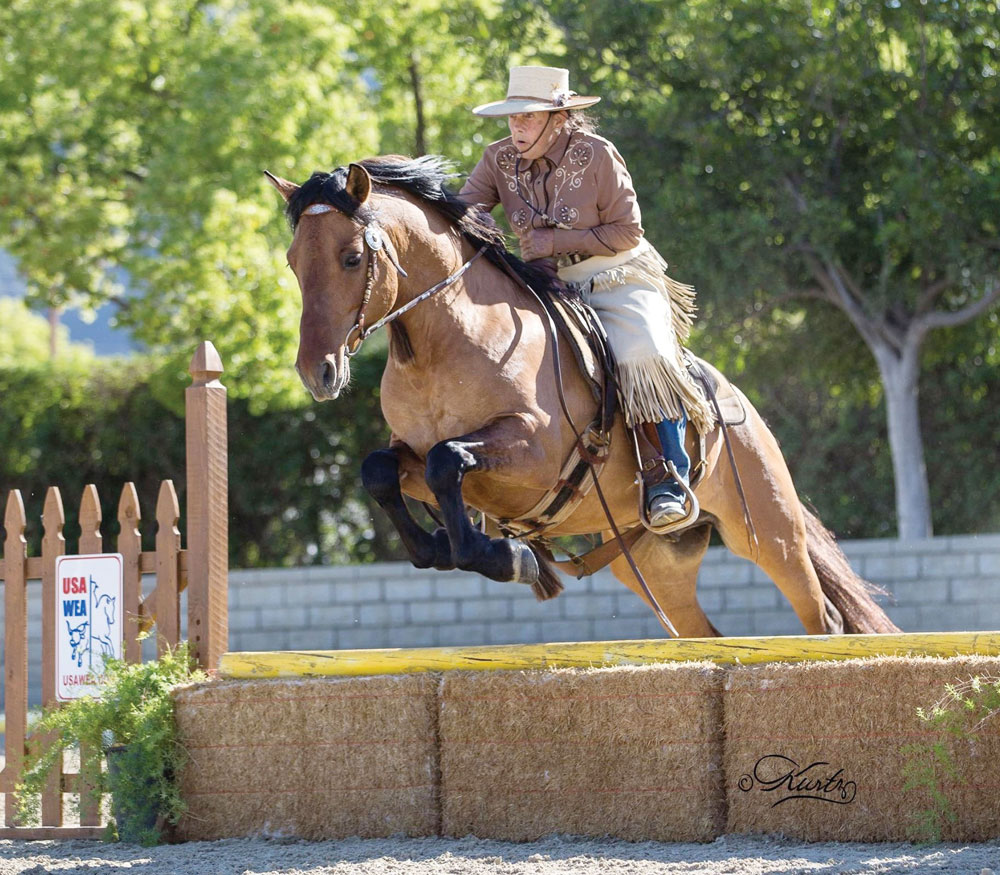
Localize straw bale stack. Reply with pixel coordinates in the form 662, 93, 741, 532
439, 662, 725, 841
173, 675, 439, 840
724, 655, 1000, 842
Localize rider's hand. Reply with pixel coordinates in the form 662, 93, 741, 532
519, 228, 554, 262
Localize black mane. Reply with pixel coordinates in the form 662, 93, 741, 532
285, 155, 577, 302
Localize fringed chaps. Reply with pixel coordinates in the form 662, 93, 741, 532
558, 240, 715, 434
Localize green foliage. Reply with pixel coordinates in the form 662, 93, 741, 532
0, 0, 561, 412
542, 0, 1000, 536
0, 299, 96, 368
2, 0, 998, 550
901, 674, 1000, 843
15, 643, 205, 845
0, 351, 410, 566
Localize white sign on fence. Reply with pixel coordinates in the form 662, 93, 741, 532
55, 553, 124, 701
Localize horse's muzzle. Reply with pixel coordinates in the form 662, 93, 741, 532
297, 352, 348, 401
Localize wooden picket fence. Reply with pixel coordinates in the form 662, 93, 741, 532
0, 341, 229, 839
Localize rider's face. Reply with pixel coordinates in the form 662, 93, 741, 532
508, 111, 565, 160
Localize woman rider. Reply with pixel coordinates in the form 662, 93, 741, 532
458, 65, 714, 528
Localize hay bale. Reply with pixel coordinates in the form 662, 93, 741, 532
173, 674, 439, 840
439, 662, 725, 841
724, 655, 1000, 842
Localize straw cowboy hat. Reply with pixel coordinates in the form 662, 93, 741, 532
472, 65, 601, 117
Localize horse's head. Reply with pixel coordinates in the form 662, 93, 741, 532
267, 163, 398, 401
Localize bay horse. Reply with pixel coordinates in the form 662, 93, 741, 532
266, 155, 898, 637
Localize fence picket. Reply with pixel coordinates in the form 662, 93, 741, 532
75, 486, 103, 827
40, 488, 66, 826
3, 491, 28, 822
117, 484, 143, 663
155, 481, 181, 655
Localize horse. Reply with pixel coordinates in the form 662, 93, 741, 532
91, 583, 117, 658
266, 155, 899, 638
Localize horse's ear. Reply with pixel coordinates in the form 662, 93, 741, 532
346, 163, 372, 205
264, 170, 299, 203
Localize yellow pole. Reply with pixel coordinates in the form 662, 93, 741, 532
219, 631, 1000, 679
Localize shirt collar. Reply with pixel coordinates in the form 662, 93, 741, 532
540, 126, 573, 166
516, 126, 573, 169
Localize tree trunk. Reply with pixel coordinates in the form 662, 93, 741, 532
48, 306, 60, 360
408, 54, 427, 157
871, 340, 932, 540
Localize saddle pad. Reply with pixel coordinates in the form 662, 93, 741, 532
688, 356, 747, 427
547, 295, 602, 388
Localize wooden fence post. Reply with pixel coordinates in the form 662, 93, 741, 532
3, 491, 28, 825
185, 341, 229, 671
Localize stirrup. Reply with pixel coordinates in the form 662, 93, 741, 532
637, 460, 700, 536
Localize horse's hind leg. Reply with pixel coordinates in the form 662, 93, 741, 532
610, 525, 721, 638
361, 447, 453, 570
711, 419, 836, 635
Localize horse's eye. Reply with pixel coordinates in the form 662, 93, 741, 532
342, 252, 363, 270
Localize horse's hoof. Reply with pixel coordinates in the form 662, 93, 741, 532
431, 527, 455, 571
506, 540, 539, 586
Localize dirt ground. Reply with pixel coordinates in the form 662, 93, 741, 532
1, 834, 999, 875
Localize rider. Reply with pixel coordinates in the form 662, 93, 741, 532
458, 65, 715, 527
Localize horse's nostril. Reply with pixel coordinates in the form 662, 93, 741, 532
321, 359, 335, 391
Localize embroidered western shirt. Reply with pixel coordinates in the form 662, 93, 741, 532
458, 129, 644, 259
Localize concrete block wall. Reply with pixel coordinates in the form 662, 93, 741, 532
4, 533, 1000, 704
226, 532, 1000, 652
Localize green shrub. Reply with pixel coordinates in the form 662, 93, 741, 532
901, 674, 1000, 843
15, 644, 206, 845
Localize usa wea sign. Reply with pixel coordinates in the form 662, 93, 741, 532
55, 553, 124, 701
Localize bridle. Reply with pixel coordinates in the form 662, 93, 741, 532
300, 203, 487, 358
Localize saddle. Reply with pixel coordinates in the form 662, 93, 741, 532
486, 263, 751, 577
500, 285, 746, 519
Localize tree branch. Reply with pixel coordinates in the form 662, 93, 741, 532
913, 276, 953, 316
800, 250, 887, 352
912, 279, 1000, 334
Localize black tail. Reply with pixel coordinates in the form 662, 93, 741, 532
801, 503, 900, 634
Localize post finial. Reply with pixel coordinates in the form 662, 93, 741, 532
189, 341, 224, 385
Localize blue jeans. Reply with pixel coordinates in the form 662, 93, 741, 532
649, 413, 689, 501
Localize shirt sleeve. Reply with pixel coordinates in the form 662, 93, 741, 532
549, 143, 643, 257
457, 153, 500, 212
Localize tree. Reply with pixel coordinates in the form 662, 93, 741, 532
0, 298, 94, 368
547, 0, 1000, 539
0, 0, 559, 411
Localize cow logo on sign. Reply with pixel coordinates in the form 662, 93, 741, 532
55, 553, 124, 700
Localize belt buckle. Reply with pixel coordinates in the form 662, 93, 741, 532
557, 252, 586, 269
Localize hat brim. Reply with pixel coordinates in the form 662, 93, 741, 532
472, 95, 601, 117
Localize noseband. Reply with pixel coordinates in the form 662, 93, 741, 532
301, 203, 487, 358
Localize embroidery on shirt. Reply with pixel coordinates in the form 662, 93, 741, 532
495, 145, 526, 197
552, 139, 595, 222
510, 208, 529, 230
493, 137, 596, 231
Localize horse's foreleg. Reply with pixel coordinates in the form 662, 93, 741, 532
361, 447, 453, 570
424, 425, 540, 586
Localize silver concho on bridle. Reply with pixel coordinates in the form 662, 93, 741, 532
363, 225, 383, 252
